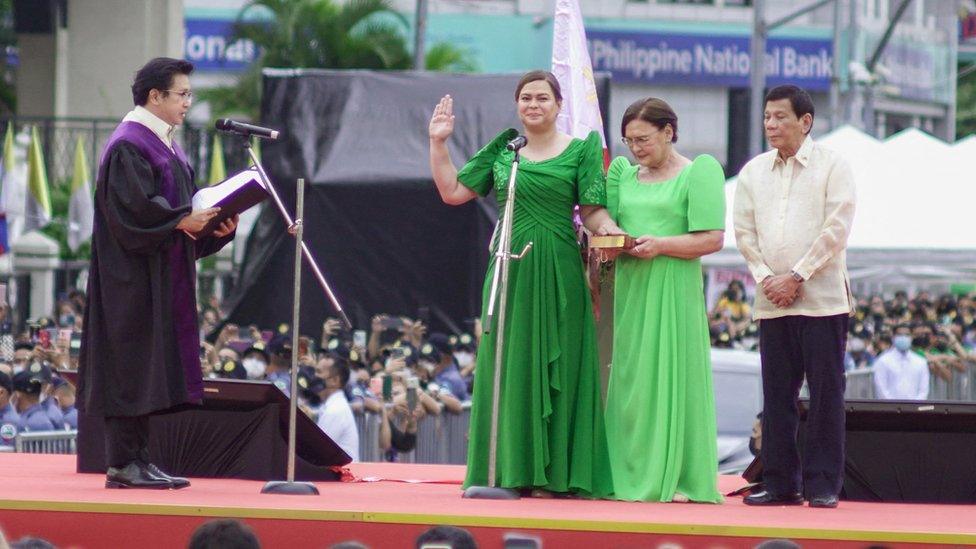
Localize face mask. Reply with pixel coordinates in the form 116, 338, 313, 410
60, 314, 75, 326
893, 335, 912, 352
12, 365, 24, 375
748, 435, 760, 457
912, 336, 929, 349
242, 358, 267, 380
454, 351, 474, 368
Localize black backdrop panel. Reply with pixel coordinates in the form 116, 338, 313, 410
229, 182, 493, 336
222, 70, 611, 334
799, 399, 976, 503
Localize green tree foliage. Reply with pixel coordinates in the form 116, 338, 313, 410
424, 43, 479, 73
40, 177, 90, 260
0, 0, 16, 115
957, 64, 976, 139
199, 0, 477, 120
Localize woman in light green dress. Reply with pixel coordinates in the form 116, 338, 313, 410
427, 71, 621, 497
605, 98, 726, 503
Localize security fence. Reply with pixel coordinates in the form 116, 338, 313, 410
0, 117, 243, 189
803, 361, 976, 402
355, 405, 471, 465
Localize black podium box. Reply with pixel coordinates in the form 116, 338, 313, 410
799, 398, 976, 503
76, 378, 350, 482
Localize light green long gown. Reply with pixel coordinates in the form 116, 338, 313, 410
459, 129, 613, 498
605, 154, 725, 503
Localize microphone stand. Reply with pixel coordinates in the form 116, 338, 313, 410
261, 177, 318, 495
463, 143, 532, 500
239, 138, 352, 329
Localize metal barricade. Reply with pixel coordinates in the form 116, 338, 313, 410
929, 368, 948, 400
443, 403, 471, 464
14, 430, 78, 454
413, 414, 446, 464
845, 368, 875, 399
353, 405, 471, 464
356, 412, 384, 462
952, 360, 973, 400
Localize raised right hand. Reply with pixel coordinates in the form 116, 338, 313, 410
323, 318, 341, 336
177, 207, 220, 233
428, 95, 455, 142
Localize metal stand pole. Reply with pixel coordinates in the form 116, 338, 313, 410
242, 141, 351, 329
464, 150, 531, 500
262, 177, 319, 496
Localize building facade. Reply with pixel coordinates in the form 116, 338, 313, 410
11, 0, 964, 173
392, 0, 961, 172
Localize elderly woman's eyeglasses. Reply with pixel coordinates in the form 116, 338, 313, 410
621, 135, 654, 147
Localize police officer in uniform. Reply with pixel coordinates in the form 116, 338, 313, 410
0, 371, 20, 447
12, 370, 56, 432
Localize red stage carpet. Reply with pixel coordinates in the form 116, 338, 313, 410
0, 454, 973, 548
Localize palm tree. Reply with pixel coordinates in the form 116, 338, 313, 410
0, 0, 17, 116
200, 0, 477, 120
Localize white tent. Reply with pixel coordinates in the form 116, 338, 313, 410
708, 125, 976, 295
953, 134, 976, 157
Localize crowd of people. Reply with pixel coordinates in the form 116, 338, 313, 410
0, 293, 87, 447
709, 280, 976, 399
3, 281, 973, 455
0, 286, 478, 458
0, 521, 481, 549
198, 306, 477, 462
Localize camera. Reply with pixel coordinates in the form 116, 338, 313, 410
381, 317, 404, 330
69, 332, 82, 358
382, 374, 393, 402
406, 376, 419, 412
38, 328, 53, 349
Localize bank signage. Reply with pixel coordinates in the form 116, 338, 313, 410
184, 18, 259, 72
588, 29, 832, 90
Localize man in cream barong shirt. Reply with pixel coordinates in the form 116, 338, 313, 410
734, 85, 855, 509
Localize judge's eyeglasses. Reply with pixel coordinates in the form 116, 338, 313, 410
166, 90, 193, 102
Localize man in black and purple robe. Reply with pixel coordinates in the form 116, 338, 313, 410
78, 58, 238, 489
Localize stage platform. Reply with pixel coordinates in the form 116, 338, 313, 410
0, 454, 973, 548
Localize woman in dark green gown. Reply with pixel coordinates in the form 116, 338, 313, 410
428, 71, 619, 497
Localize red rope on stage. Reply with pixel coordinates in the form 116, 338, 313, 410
330, 466, 462, 485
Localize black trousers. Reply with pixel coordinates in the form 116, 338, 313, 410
758, 313, 848, 498
104, 415, 150, 468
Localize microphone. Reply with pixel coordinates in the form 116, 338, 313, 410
215, 119, 280, 140
506, 135, 528, 151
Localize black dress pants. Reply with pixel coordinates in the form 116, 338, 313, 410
104, 415, 150, 468
758, 313, 848, 498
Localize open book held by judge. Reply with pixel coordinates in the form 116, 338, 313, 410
190, 167, 269, 237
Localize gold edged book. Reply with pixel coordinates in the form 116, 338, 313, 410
589, 234, 635, 250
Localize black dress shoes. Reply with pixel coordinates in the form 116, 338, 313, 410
743, 490, 804, 506
808, 494, 839, 508
105, 462, 173, 489
144, 462, 191, 489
